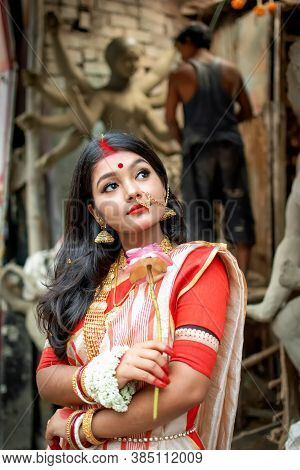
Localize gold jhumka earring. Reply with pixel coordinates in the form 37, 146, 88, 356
94, 216, 115, 244
161, 185, 176, 221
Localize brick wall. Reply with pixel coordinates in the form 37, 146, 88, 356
44, 0, 183, 88
41, 0, 184, 243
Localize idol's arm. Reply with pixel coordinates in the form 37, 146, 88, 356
88, 361, 209, 439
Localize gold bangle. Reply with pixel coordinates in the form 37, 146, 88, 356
81, 367, 93, 401
71, 369, 79, 397
82, 408, 106, 446
65, 410, 84, 450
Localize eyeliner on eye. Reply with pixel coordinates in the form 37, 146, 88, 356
102, 181, 117, 193
136, 168, 150, 177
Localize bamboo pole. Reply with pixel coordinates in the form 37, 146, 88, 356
268, 377, 281, 390
25, 0, 45, 255
272, 3, 286, 248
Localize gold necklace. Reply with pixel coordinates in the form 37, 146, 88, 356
84, 236, 174, 360
108, 235, 175, 324
112, 251, 134, 308
113, 236, 174, 307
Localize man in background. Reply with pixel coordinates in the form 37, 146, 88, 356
166, 22, 255, 274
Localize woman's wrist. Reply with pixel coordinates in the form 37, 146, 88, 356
84, 347, 136, 412
115, 362, 128, 389
90, 408, 104, 440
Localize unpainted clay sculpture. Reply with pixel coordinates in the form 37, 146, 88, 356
0, 242, 60, 350
247, 172, 300, 322
16, 12, 179, 172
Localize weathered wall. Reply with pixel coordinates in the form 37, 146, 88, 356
211, 13, 272, 278
41, 0, 183, 243
43, 0, 182, 87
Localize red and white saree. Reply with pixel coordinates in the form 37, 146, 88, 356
37, 241, 246, 449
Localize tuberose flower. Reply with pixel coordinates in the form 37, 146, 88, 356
124, 243, 173, 419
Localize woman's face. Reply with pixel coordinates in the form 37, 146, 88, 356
89, 151, 166, 235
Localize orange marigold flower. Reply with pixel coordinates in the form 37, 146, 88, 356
253, 4, 266, 15
231, 0, 246, 9
267, 1, 277, 13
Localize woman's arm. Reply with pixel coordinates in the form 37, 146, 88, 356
36, 365, 82, 407
88, 361, 210, 440
36, 341, 172, 407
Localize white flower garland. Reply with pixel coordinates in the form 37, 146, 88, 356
84, 346, 136, 413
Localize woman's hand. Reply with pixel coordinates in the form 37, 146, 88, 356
45, 407, 74, 448
116, 340, 174, 389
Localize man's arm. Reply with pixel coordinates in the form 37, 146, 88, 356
165, 71, 182, 144
235, 74, 253, 122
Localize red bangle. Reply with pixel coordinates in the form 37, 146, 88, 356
75, 366, 93, 403
76, 366, 86, 395
70, 411, 85, 450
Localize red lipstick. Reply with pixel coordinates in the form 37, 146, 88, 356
127, 204, 149, 215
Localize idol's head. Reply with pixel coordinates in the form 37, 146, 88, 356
105, 38, 141, 79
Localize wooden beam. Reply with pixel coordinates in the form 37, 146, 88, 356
268, 377, 282, 390
242, 343, 280, 369
233, 421, 281, 442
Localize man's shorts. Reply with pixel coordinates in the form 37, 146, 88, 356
182, 140, 256, 245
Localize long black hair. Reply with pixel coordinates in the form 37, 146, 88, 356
37, 132, 186, 359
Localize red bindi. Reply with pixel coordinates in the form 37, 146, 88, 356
118, 163, 123, 168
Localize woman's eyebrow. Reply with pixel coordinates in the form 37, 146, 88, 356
96, 158, 147, 188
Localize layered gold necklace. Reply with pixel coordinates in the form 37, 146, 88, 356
84, 236, 174, 361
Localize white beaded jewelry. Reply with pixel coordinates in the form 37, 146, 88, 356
113, 426, 197, 443
84, 345, 137, 412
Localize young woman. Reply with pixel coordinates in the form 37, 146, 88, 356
36, 132, 246, 450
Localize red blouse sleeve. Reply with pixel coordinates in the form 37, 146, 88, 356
36, 340, 68, 374
169, 246, 229, 378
